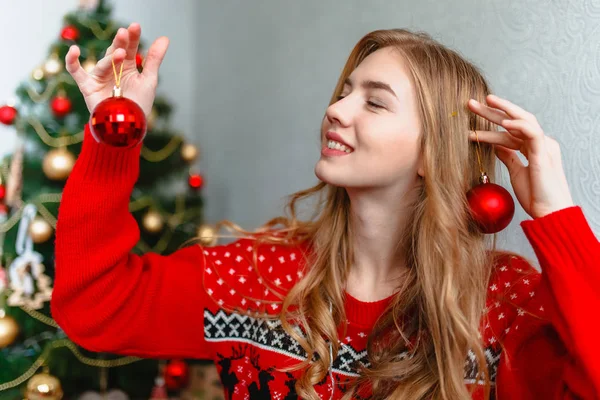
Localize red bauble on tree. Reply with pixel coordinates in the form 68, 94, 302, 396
60, 25, 80, 41
0, 105, 17, 125
136, 53, 144, 69
51, 94, 72, 117
188, 173, 204, 190
163, 359, 189, 391
89, 88, 147, 148
467, 173, 515, 234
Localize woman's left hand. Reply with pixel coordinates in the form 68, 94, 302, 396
467, 94, 574, 219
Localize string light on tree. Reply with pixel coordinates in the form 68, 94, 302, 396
82, 56, 97, 74
142, 210, 164, 234
42, 147, 75, 181
43, 53, 63, 77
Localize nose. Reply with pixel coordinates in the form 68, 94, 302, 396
325, 97, 352, 127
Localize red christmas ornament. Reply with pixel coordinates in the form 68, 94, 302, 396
163, 359, 189, 390
0, 184, 5, 201
60, 25, 80, 41
188, 173, 204, 190
51, 94, 72, 117
89, 88, 147, 148
0, 105, 17, 125
136, 53, 144, 69
467, 173, 515, 234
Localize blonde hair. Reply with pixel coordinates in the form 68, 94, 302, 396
212, 28, 500, 400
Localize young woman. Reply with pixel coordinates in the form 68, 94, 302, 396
52, 23, 600, 400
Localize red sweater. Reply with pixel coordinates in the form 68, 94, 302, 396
52, 125, 600, 400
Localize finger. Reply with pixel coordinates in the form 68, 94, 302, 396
65, 45, 89, 87
494, 146, 526, 176
501, 119, 545, 155
142, 36, 169, 81
469, 130, 524, 151
467, 99, 510, 126
124, 23, 141, 62
485, 94, 538, 125
104, 28, 129, 58
92, 48, 127, 81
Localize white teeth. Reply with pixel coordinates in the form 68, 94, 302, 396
327, 140, 352, 153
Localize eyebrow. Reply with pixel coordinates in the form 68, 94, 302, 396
344, 77, 398, 99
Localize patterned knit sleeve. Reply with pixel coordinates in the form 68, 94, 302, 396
52, 125, 212, 359
494, 207, 600, 399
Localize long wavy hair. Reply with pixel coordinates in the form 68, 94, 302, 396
211, 29, 500, 400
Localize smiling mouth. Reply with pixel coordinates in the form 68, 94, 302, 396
326, 140, 353, 153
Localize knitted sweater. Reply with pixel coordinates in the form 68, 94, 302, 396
52, 125, 600, 400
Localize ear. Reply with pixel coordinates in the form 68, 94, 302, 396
417, 156, 425, 178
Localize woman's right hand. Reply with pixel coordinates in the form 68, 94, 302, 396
65, 22, 169, 117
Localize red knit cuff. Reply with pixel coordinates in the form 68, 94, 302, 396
521, 206, 598, 267
69, 124, 142, 186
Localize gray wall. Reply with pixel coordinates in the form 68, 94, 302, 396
191, 0, 600, 262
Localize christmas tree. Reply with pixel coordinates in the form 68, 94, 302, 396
0, 1, 216, 398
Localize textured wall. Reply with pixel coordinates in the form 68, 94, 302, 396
191, 0, 600, 262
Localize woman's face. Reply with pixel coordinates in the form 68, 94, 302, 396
315, 47, 424, 191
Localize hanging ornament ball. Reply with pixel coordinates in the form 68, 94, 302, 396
136, 53, 144, 69
196, 224, 217, 246
60, 25, 80, 41
43, 54, 63, 76
188, 173, 204, 190
142, 210, 164, 234
32, 67, 45, 81
25, 372, 64, 400
82, 57, 96, 74
0, 311, 20, 348
89, 91, 147, 148
28, 216, 54, 244
51, 94, 72, 118
181, 143, 199, 163
467, 174, 515, 234
0, 105, 18, 125
42, 148, 75, 181
163, 359, 189, 391
0, 184, 5, 200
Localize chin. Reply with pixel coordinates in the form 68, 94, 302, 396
314, 160, 352, 188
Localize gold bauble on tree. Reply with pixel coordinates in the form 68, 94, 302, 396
82, 56, 96, 74
32, 66, 45, 81
196, 224, 217, 246
0, 309, 20, 348
181, 143, 199, 163
29, 216, 53, 244
147, 107, 158, 131
25, 371, 64, 400
142, 210, 164, 234
42, 148, 75, 181
43, 53, 63, 77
